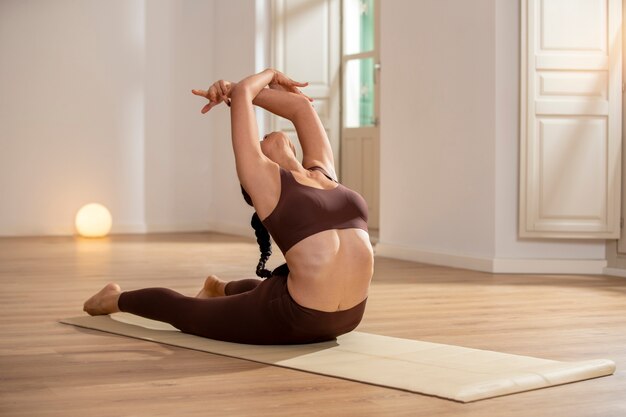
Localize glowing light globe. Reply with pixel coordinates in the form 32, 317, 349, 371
75, 203, 112, 238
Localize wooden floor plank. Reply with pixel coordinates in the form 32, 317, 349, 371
0, 233, 624, 416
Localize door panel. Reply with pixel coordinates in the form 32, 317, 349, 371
537, 72, 608, 99
271, 0, 340, 165
341, 128, 379, 229
537, 118, 607, 223
540, 0, 607, 51
520, 0, 622, 238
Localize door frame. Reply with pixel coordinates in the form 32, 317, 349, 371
606, 0, 626, 268
339, 0, 381, 231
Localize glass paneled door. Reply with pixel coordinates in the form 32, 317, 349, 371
341, 0, 379, 230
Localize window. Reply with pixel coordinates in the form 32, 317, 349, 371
343, 0, 376, 128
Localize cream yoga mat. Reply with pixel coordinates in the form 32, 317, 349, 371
60, 313, 615, 403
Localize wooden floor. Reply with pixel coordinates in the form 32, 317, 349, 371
1, 232, 625, 417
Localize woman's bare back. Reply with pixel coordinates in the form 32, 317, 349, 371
285, 228, 373, 312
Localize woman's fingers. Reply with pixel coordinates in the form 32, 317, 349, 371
218, 80, 230, 105
201, 101, 219, 114
284, 78, 312, 100
192, 89, 208, 97
300, 93, 314, 102
281, 74, 308, 87
191, 80, 234, 112
269, 82, 288, 92
291, 86, 313, 102
208, 85, 220, 103
192, 87, 218, 102
193, 85, 229, 113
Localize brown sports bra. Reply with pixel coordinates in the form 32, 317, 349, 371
261, 166, 369, 254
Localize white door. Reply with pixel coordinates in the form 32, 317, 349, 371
619, 0, 626, 253
341, 0, 380, 230
520, 0, 622, 238
270, 0, 341, 170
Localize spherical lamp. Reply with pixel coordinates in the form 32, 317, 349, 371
75, 203, 112, 238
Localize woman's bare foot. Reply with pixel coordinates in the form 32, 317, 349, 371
196, 275, 226, 299
83, 283, 122, 316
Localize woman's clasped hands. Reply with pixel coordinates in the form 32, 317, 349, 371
191, 69, 312, 114
192, 79, 233, 113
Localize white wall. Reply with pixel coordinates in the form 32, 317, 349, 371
378, 0, 606, 273
144, 0, 215, 232
0, 0, 215, 236
378, 0, 497, 261
208, 0, 260, 237
0, 0, 146, 235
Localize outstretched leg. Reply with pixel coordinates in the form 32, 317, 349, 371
85, 275, 264, 314
83, 274, 365, 345
115, 277, 288, 344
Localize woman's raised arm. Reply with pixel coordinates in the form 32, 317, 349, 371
225, 70, 277, 190
191, 70, 278, 192
259, 72, 336, 176
192, 69, 336, 182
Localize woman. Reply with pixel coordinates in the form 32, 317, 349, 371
83, 69, 374, 344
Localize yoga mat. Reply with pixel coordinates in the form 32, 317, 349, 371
61, 313, 615, 402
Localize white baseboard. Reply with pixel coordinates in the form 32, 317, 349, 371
143, 222, 211, 234
492, 258, 606, 274
123, 222, 255, 238
206, 221, 254, 239
1, 222, 218, 237
0, 221, 254, 239
111, 223, 148, 234
375, 242, 607, 275
602, 267, 626, 278
375, 243, 494, 272
0, 223, 149, 237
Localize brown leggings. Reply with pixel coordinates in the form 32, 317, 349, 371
117, 272, 367, 345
